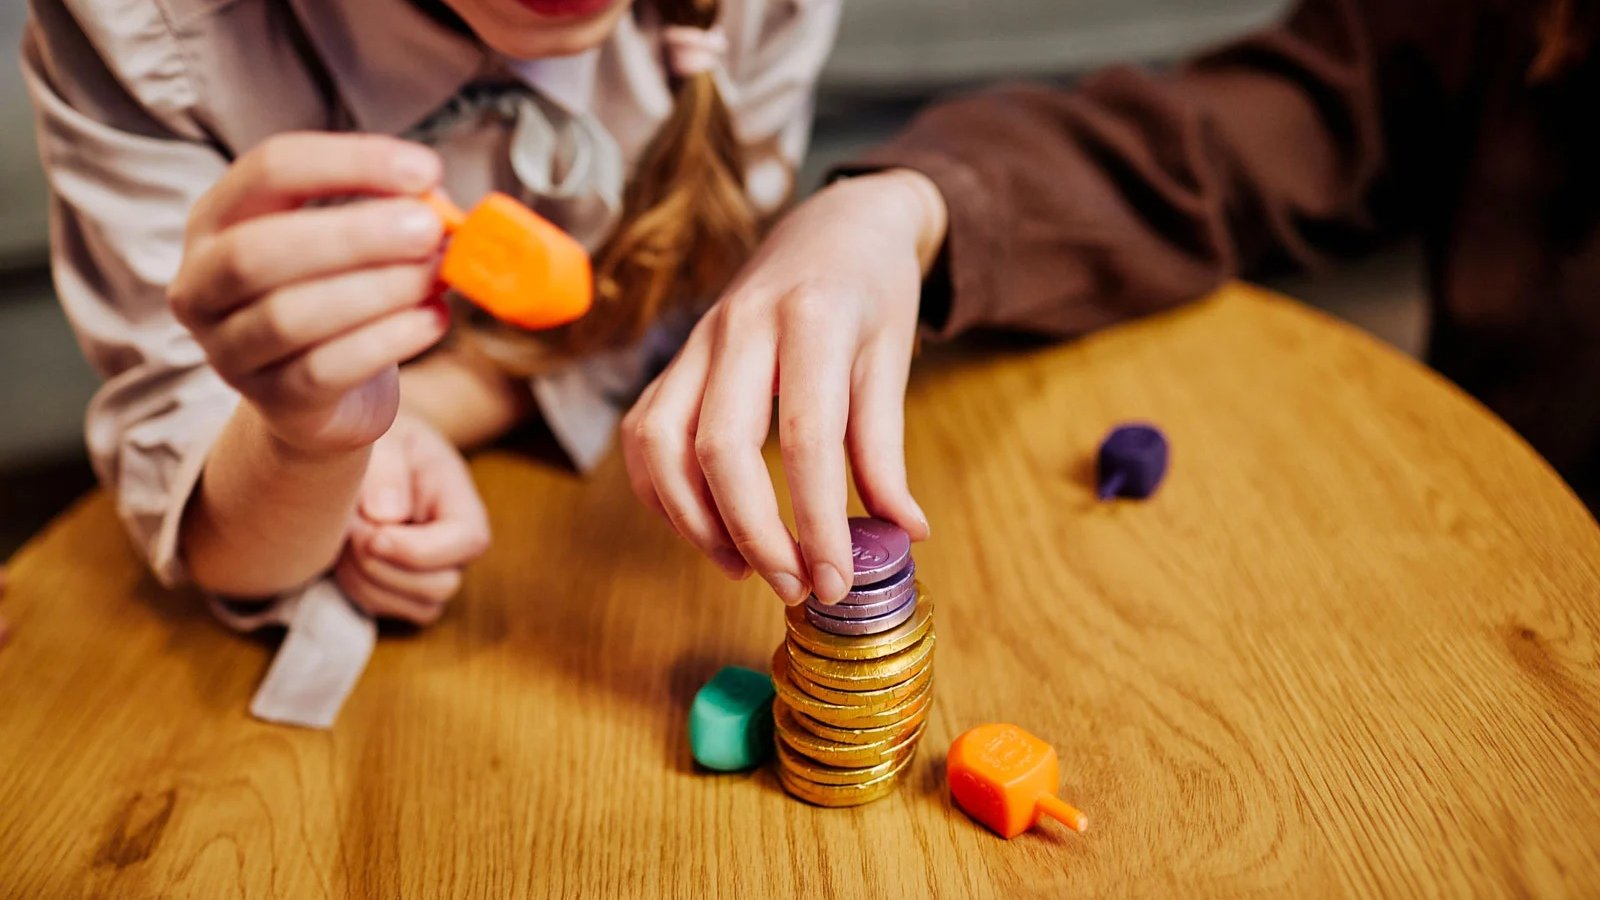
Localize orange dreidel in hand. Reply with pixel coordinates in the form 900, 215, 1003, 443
421, 190, 593, 330
947, 723, 1089, 839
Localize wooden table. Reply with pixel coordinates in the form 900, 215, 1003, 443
3, 284, 1599, 897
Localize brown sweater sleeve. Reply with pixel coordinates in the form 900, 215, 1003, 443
844, 0, 1480, 338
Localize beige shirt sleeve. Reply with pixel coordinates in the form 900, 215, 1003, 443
21, 14, 238, 589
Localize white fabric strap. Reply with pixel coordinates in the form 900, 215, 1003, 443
238, 579, 377, 729
662, 26, 728, 77
505, 93, 625, 249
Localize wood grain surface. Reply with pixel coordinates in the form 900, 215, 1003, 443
3, 284, 1599, 898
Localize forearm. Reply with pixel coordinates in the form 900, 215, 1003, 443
399, 348, 532, 450
843, 0, 1394, 339
180, 403, 369, 597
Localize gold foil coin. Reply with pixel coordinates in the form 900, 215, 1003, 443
774, 698, 928, 768
774, 740, 917, 786
784, 596, 933, 661
791, 701, 930, 746
776, 645, 933, 708
786, 632, 935, 692
775, 670, 933, 729
777, 754, 914, 807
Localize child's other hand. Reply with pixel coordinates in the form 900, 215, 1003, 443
620, 170, 946, 605
167, 133, 450, 456
336, 413, 490, 624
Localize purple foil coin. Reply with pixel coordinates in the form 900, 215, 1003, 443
809, 562, 916, 617
807, 580, 916, 620
835, 559, 915, 607
848, 517, 912, 587
804, 594, 918, 636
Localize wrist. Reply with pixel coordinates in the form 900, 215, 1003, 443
241, 403, 371, 470
183, 403, 371, 597
854, 168, 949, 275
399, 350, 531, 449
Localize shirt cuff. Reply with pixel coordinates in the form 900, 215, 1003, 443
246, 578, 377, 729
113, 392, 239, 590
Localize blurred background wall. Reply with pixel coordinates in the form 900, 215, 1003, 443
0, 0, 1422, 555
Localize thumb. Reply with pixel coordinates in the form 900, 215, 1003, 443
360, 441, 415, 525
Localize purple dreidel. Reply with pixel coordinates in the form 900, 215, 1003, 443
1096, 423, 1169, 501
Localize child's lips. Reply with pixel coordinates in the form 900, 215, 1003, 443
511, 0, 615, 19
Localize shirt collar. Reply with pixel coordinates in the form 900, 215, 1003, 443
505, 50, 600, 115
287, 0, 490, 135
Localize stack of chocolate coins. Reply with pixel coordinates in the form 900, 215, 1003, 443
771, 518, 935, 806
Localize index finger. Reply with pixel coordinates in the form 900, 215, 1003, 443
775, 296, 855, 605
191, 132, 441, 235
367, 520, 489, 571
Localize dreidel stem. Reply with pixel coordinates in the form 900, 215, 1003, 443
421, 190, 467, 233
1037, 794, 1090, 832
1096, 471, 1126, 502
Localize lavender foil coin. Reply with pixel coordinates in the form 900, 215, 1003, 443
804, 595, 918, 636
848, 517, 912, 587
805, 586, 915, 621
808, 564, 916, 618
834, 560, 915, 607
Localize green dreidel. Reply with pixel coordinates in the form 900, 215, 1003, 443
690, 666, 776, 771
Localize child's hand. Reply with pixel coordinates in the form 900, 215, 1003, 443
336, 413, 490, 624
620, 171, 947, 605
167, 133, 449, 456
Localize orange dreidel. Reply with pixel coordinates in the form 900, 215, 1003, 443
421, 190, 593, 330
947, 723, 1089, 839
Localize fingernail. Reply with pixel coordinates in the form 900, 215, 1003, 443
811, 562, 848, 606
397, 205, 441, 243
768, 572, 807, 606
911, 499, 931, 539
711, 548, 750, 580
393, 146, 440, 191
371, 533, 396, 556
423, 295, 451, 328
